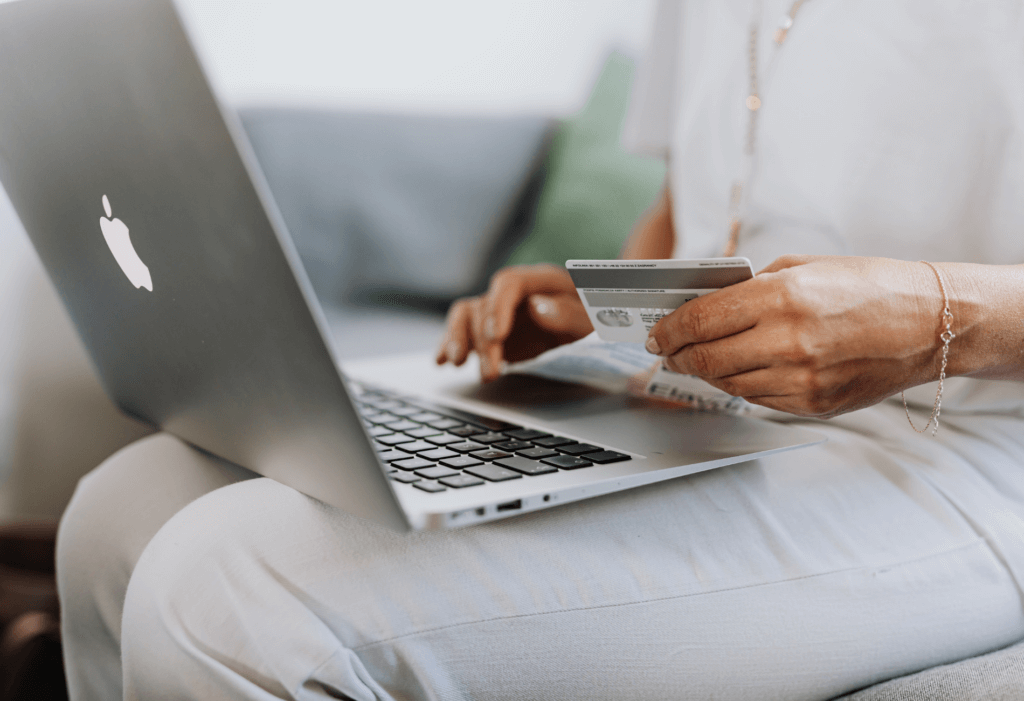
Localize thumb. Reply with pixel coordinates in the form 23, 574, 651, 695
527, 293, 593, 337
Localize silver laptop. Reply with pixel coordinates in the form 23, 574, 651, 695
0, 0, 824, 531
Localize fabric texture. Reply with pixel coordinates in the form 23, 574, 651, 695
57, 434, 256, 701
90, 394, 1024, 700
504, 53, 666, 267
837, 638, 1024, 701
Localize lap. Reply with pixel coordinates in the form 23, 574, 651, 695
118, 402, 1024, 700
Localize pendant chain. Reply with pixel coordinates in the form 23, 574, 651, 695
724, 0, 809, 257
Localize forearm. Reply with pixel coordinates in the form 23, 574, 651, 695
620, 185, 675, 260
940, 262, 1024, 382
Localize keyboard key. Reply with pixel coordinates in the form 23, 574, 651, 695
367, 425, 393, 437
586, 450, 631, 464
376, 449, 409, 463
504, 428, 551, 441
494, 456, 558, 476
384, 420, 420, 432
390, 473, 421, 484
494, 440, 532, 452
415, 466, 460, 480
370, 400, 403, 411
428, 418, 464, 431
389, 406, 422, 417
470, 449, 512, 461
439, 456, 483, 469
440, 474, 485, 488
465, 464, 522, 482
376, 433, 414, 446
405, 401, 519, 432
425, 434, 462, 446
405, 426, 442, 439
420, 448, 459, 461
559, 443, 601, 455
517, 447, 559, 459
532, 436, 575, 448
541, 455, 593, 470
369, 413, 400, 425
392, 457, 435, 472
448, 441, 486, 454
449, 425, 484, 437
409, 412, 443, 423
413, 481, 446, 493
395, 440, 437, 454
469, 432, 507, 445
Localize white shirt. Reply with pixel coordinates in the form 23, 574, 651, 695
624, 0, 1024, 413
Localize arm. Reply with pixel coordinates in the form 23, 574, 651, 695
645, 255, 1024, 418
621, 186, 675, 260
437, 184, 676, 381
938, 262, 1024, 382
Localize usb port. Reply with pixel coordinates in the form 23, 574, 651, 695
496, 500, 522, 512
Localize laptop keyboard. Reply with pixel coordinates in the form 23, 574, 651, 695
353, 387, 631, 494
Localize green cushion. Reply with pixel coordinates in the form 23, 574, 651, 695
504, 53, 667, 267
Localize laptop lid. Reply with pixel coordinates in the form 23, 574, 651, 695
0, 0, 409, 530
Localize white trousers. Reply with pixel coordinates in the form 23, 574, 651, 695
56, 400, 1024, 701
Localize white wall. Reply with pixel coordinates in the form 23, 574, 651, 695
180, 0, 656, 115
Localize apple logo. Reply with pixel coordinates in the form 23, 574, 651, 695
99, 194, 152, 291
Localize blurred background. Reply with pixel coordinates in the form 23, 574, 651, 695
0, 0, 663, 523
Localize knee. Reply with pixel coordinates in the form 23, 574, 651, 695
57, 435, 176, 625
120, 479, 346, 698
57, 433, 254, 641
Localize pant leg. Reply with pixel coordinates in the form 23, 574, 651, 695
120, 403, 1024, 701
56, 433, 255, 701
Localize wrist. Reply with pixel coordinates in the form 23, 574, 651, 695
901, 260, 951, 387
926, 262, 1022, 380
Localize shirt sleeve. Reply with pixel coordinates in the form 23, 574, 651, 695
621, 0, 682, 158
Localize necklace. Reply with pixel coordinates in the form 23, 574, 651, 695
723, 0, 811, 257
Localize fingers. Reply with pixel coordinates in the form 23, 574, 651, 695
661, 330, 769, 379
436, 298, 473, 365
469, 297, 503, 381
484, 265, 576, 345
438, 264, 581, 379
700, 366, 848, 418
647, 282, 761, 357
527, 293, 593, 338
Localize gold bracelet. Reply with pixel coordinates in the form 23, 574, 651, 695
902, 261, 955, 436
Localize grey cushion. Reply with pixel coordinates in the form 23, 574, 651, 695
239, 108, 552, 307
835, 639, 1024, 700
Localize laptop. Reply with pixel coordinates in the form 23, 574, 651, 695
0, 0, 824, 531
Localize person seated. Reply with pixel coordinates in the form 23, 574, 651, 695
56, 2, 1024, 699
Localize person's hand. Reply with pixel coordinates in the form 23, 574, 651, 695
645, 255, 946, 418
436, 264, 594, 382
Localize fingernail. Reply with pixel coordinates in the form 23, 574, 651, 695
484, 317, 497, 340
645, 336, 661, 355
533, 297, 553, 316
448, 342, 460, 359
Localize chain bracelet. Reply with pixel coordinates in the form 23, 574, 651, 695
902, 261, 955, 436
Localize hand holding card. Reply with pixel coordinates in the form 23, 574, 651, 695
566, 258, 754, 343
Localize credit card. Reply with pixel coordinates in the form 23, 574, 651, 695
566, 258, 754, 343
